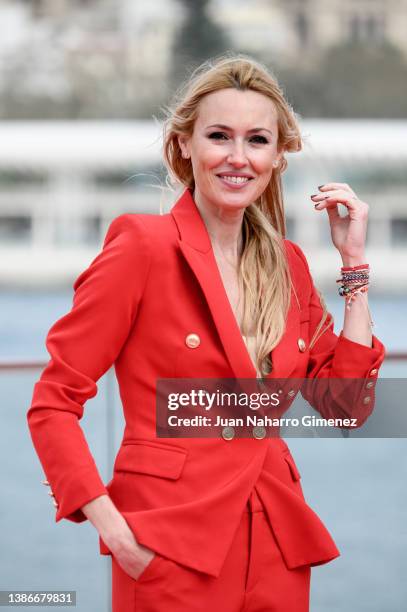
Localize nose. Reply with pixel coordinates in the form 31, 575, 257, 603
227, 140, 248, 167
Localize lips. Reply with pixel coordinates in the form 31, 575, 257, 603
216, 174, 254, 186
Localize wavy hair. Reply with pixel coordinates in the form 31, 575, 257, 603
162, 53, 329, 376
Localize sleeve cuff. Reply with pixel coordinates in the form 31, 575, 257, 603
331, 332, 385, 378
54, 470, 108, 524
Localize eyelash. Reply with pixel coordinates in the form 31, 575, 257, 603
208, 132, 269, 144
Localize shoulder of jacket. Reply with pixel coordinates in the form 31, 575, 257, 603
104, 212, 174, 244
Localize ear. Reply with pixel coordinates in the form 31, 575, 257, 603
177, 134, 191, 160
273, 147, 285, 168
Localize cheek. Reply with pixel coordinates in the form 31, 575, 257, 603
193, 148, 225, 177
204, 147, 226, 170
252, 151, 275, 176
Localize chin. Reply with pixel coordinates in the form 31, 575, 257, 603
214, 192, 252, 210
199, 180, 263, 210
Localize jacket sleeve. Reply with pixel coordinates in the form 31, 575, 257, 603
288, 241, 386, 425
26, 214, 151, 523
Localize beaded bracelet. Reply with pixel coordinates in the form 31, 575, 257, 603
336, 264, 374, 327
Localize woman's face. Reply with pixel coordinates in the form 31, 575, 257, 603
178, 88, 283, 214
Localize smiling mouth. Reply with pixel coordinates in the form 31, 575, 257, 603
217, 175, 254, 184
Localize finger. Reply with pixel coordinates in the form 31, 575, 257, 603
315, 195, 368, 220
318, 182, 356, 195
311, 189, 352, 202
313, 191, 361, 208
313, 199, 341, 216
326, 205, 341, 222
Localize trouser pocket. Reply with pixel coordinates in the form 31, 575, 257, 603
135, 553, 165, 583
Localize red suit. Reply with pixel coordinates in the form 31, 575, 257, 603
27, 188, 385, 610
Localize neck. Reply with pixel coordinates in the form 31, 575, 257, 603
193, 188, 245, 261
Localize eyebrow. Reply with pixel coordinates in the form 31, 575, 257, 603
206, 123, 273, 136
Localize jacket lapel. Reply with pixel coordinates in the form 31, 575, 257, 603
171, 188, 300, 380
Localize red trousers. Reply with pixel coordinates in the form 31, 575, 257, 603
111, 489, 311, 612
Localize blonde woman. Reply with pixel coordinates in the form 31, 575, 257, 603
27, 55, 385, 611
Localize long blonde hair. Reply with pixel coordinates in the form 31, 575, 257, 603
162, 53, 328, 376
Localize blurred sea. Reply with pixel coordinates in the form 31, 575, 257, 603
1, 290, 405, 371
1, 290, 406, 612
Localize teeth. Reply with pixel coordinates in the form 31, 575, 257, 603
220, 175, 250, 184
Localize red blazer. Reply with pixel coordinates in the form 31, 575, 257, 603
27, 188, 385, 577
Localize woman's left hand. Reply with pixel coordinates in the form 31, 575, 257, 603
311, 182, 369, 266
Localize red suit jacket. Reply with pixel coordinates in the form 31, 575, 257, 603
27, 188, 385, 577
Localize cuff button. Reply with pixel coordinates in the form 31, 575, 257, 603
185, 333, 200, 348
222, 426, 235, 441
253, 426, 267, 439
297, 338, 306, 352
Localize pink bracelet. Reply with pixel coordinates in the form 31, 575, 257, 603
340, 264, 370, 272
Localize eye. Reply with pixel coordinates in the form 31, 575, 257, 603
250, 135, 269, 144
208, 131, 228, 140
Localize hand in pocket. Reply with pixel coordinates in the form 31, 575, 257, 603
108, 522, 156, 581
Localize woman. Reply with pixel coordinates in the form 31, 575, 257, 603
27, 55, 385, 611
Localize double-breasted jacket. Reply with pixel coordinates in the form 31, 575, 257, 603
27, 188, 385, 577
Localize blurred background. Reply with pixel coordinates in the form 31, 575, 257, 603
0, 1, 406, 611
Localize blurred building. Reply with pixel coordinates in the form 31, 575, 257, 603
0, 1, 406, 290
4, 0, 407, 83
0, 120, 406, 291
211, 0, 407, 66
0, 0, 183, 117
1, 0, 407, 118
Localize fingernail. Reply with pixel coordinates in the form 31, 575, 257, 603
314, 203, 320, 208
310, 194, 318, 198
318, 184, 324, 189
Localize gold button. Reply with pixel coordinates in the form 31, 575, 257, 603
363, 396, 371, 405
253, 426, 266, 439
222, 426, 235, 441
370, 369, 378, 376
366, 381, 374, 389
185, 333, 200, 349
287, 389, 296, 398
297, 338, 306, 352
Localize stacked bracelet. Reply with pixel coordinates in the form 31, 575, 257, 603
337, 264, 369, 302
336, 264, 374, 327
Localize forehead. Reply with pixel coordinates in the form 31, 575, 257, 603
195, 88, 278, 130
